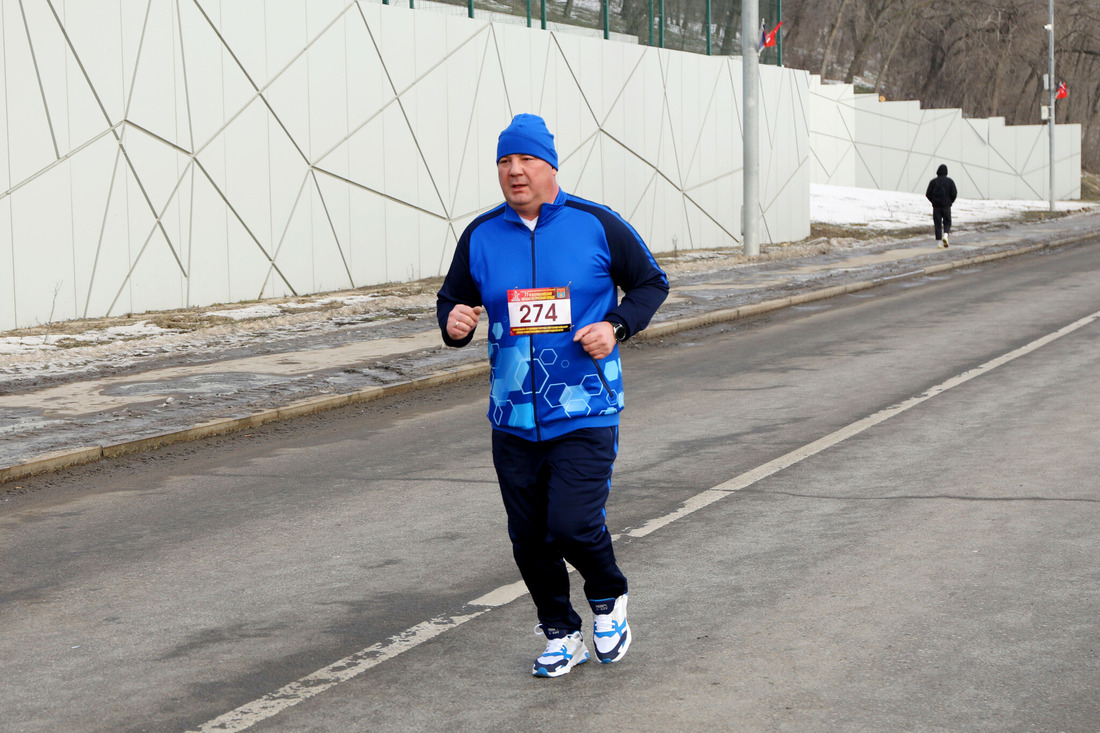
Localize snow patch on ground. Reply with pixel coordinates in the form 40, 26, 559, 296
810, 184, 1092, 230
0, 321, 179, 354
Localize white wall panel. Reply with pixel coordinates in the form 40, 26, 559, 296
851, 94, 881, 190
930, 109, 962, 190
20, 0, 93, 156
3, 9, 59, 187
321, 175, 385, 287
537, 34, 592, 167
121, 125, 190, 222
267, 119, 317, 251
435, 29, 485, 201
180, 2, 258, 152
904, 108, 934, 192
384, 201, 421, 283
155, 164, 197, 298
9, 162, 79, 324
1015, 126, 1046, 200
401, 61, 452, 213
447, 50, 509, 222
213, 0, 281, 87
127, 223, 189, 318
81, 156, 142, 317
70, 137, 129, 315
1063, 127, 1081, 199
811, 77, 1081, 204
604, 50, 657, 184
991, 119, 1026, 198
376, 3, 418, 95
422, 215, 456, 279
492, 24, 539, 117
200, 97, 277, 250
53, 0, 146, 125
269, 184, 314, 296
310, 178, 355, 296
6, 0, 1076, 331
958, 118, 991, 198
762, 65, 809, 246
570, 134, 601, 204
0, 4, 8, 192
807, 78, 855, 187
0, 198, 13, 323
312, 28, 360, 161
125, 2, 190, 151
982, 118, 1013, 199
263, 45, 312, 158
341, 11, 385, 137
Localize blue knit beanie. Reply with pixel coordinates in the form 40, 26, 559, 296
497, 114, 558, 169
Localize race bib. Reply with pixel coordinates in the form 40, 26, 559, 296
507, 286, 572, 335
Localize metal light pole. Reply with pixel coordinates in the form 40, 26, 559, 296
659, 0, 665, 48
742, 0, 760, 255
1046, 0, 1056, 212
706, 0, 712, 55
777, 0, 783, 66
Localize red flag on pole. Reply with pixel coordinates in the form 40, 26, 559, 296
1055, 82, 1068, 100
762, 21, 783, 49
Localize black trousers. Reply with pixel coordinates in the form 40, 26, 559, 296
933, 205, 952, 240
491, 426, 627, 635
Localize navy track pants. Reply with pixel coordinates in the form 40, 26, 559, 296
491, 426, 628, 634
933, 204, 952, 240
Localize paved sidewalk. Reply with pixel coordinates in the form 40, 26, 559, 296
2, 211, 1098, 484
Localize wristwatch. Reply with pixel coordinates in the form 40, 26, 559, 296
609, 321, 627, 342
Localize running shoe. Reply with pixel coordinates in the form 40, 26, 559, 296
532, 627, 589, 677
589, 594, 631, 663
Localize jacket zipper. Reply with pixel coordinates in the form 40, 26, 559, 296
529, 216, 615, 424
529, 226, 540, 441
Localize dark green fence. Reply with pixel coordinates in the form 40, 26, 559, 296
386, 0, 784, 62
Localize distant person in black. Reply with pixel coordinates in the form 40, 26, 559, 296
925, 164, 957, 248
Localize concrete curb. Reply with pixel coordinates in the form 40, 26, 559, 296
2, 234, 1093, 485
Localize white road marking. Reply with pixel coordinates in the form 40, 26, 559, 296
191, 309, 1100, 732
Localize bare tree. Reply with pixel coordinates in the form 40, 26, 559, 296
842, 0, 907, 84
874, 1, 932, 95
820, 0, 853, 78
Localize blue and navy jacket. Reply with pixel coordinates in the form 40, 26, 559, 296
436, 189, 668, 441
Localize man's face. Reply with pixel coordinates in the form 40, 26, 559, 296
497, 154, 558, 219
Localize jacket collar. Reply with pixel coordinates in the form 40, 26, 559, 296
502, 188, 568, 227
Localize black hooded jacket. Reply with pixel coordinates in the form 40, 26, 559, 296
926, 164, 957, 207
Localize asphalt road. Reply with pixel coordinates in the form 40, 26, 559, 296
2, 241, 1099, 732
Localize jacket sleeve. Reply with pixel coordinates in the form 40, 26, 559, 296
948, 179, 958, 204
436, 234, 482, 348
600, 216, 669, 340
925, 179, 935, 204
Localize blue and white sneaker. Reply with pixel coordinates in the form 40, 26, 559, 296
589, 594, 631, 663
532, 627, 589, 677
